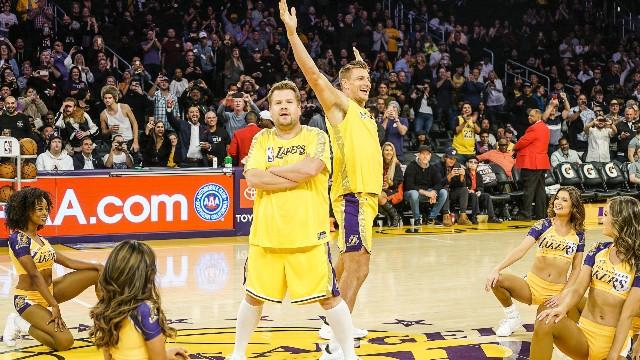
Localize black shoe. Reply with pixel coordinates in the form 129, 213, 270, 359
471, 217, 478, 225
488, 217, 503, 224
426, 218, 442, 226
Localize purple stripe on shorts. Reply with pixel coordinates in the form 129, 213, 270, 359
343, 193, 363, 253
326, 242, 340, 297
13, 295, 30, 315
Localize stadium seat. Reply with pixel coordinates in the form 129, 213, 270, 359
553, 162, 595, 201
621, 162, 640, 198
487, 163, 514, 219
598, 161, 628, 197
578, 162, 607, 200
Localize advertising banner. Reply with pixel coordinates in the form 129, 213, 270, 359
0, 174, 234, 240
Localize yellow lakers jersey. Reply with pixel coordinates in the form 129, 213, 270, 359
452, 116, 476, 155
109, 301, 163, 360
8, 231, 56, 275
327, 99, 383, 200
584, 242, 640, 299
244, 126, 331, 248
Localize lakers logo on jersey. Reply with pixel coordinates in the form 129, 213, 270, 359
16, 234, 29, 249
14, 295, 26, 311
347, 235, 360, 247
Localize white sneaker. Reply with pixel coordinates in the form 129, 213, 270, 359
2, 313, 19, 347
319, 343, 361, 360
495, 316, 522, 337
318, 323, 369, 340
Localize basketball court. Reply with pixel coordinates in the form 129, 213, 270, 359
0, 208, 607, 359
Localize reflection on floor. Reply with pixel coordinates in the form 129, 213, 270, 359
0, 221, 601, 359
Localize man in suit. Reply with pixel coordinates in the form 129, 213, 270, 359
73, 137, 105, 170
513, 109, 550, 220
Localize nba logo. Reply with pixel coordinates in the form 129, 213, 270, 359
266, 147, 274, 162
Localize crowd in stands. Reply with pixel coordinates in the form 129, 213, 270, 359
1, 0, 640, 223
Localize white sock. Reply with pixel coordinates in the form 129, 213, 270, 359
324, 300, 357, 359
15, 315, 30, 333
504, 304, 519, 319
232, 299, 263, 357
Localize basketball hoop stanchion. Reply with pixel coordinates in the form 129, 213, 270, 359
0, 137, 38, 198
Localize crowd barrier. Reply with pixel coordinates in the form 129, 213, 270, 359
0, 168, 255, 246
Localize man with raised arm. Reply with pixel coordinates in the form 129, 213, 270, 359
280, 0, 382, 343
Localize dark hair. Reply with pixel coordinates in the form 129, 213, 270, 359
479, 129, 490, 136
5, 187, 53, 231
547, 186, 585, 232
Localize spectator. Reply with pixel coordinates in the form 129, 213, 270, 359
161, 28, 183, 77
72, 137, 104, 170
0, 4, 18, 38
121, 80, 153, 134
166, 101, 207, 167
410, 130, 432, 152
543, 95, 570, 154
462, 68, 484, 108
257, 110, 274, 129
17, 87, 48, 130
148, 74, 180, 130
0, 96, 32, 140
103, 134, 134, 169
465, 157, 502, 224
228, 110, 261, 166
381, 101, 408, 157
223, 47, 244, 89
410, 81, 435, 134
435, 148, 472, 225
140, 119, 171, 167
484, 71, 505, 123
141, 30, 162, 79
35, 135, 74, 171
475, 118, 497, 146
452, 101, 480, 163
64, 66, 88, 98
616, 106, 638, 163
379, 142, 403, 227
435, 68, 454, 130
181, 50, 203, 82
99, 86, 139, 153
628, 148, 640, 185
477, 138, 516, 178
550, 137, 582, 168
567, 94, 595, 151
170, 68, 189, 98
200, 111, 230, 168
166, 132, 184, 168
584, 115, 617, 163
64, 50, 94, 85
217, 91, 260, 138
54, 97, 99, 153
403, 145, 451, 226
476, 130, 493, 155
513, 109, 550, 221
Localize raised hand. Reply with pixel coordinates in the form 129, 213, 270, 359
279, 0, 297, 35
353, 47, 363, 62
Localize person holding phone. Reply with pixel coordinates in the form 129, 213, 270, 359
584, 113, 617, 162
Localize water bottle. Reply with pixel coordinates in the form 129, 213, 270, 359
211, 157, 218, 168
224, 155, 232, 175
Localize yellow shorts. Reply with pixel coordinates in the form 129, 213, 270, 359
332, 193, 378, 253
577, 317, 631, 360
14, 285, 53, 315
525, 272, 565, 305
244, 243, 339, 304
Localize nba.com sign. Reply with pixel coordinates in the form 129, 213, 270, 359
0, 174, 234, 238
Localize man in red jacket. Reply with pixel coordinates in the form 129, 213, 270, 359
513, 109, 550, 220
228, 110, 264, 166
